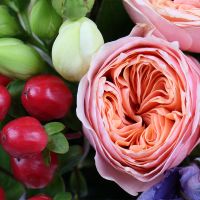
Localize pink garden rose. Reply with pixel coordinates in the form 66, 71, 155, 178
76, 25, 200, 196
123, 0, 200, 53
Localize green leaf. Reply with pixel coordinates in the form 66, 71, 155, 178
4, 179, 25, 200
27, 175, 65, 197
54, 192, 72, 200
7, 79, 27, 118
0, 147, 25, 200
44, 122, 65, 136
8, 100, 27, 118
70, 169, 88, 197
59, 145, 83, 174
0, 146, 10, 171
0, 147, 24, 200
7, 79, 25, 98
48, 133, 69, 154
95, 0, 133, 42
51, 0, 95, 20
42, 148, 51, 166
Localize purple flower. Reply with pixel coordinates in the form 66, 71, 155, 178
180, 164, 200, 200
137, 164, 200, 200
137, 168, 183, 200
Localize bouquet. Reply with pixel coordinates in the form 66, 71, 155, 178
0, 0, 199, 200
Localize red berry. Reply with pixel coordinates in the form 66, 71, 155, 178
0, 85, 11, 121
11, 153, 58, 189
21, 75, 73, 121
28, 194, 52, 200
0, 74, 11, 86
0, 187, 5, 200
1, 116, 48, 158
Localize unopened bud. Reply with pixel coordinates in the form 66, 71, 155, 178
30, 0, 62, 39
0, 38, 46, 80
52, 17, 104, 82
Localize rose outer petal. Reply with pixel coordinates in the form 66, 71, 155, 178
77, 25, 200, 195
123, 0, 200, 52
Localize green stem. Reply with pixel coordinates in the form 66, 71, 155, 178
17, 11, 32, 34
17, 11, 50, 55
29, 34, 50, 55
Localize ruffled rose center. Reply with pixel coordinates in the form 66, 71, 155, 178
99, 51, 184, 154
148, 0, 200, 26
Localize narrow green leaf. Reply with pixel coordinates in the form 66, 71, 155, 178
44, 122, 65, 136
7, 79, 27, 118
70, 169, 88, 197
0, 150, 24, 200
0, 147, 25, 199
59, 145, 83, 174
54, 192, 72, 200
4, 178, 25, 200
42, 148, 51, 166
7, 79, 25, 98
48, 133, 69, 154
0, 146, 10, 171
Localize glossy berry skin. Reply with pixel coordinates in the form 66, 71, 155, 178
0, 187, 5, 200
1, 116, 48, 158
11, 153, 58, 189
21, 74, 73, 121
0, 74, 11, 86
28, 194, 52, 200
0, 85, 11, 121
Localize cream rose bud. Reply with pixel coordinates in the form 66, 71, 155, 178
52, 17, 104, 82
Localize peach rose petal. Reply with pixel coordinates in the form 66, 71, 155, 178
76, 25, 200, 195
123, 0, 200, 52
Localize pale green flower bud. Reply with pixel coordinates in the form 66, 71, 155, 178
52, 17, 104, 82
51, 0, 95, 20
0, 5, 21, 37
30, 0, 62, 40
0, 38, 46, 80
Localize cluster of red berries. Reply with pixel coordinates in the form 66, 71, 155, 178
0, 74, 73, 199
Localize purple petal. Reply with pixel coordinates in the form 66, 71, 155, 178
137, 168, 183, 200
180, 164, 200, 200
